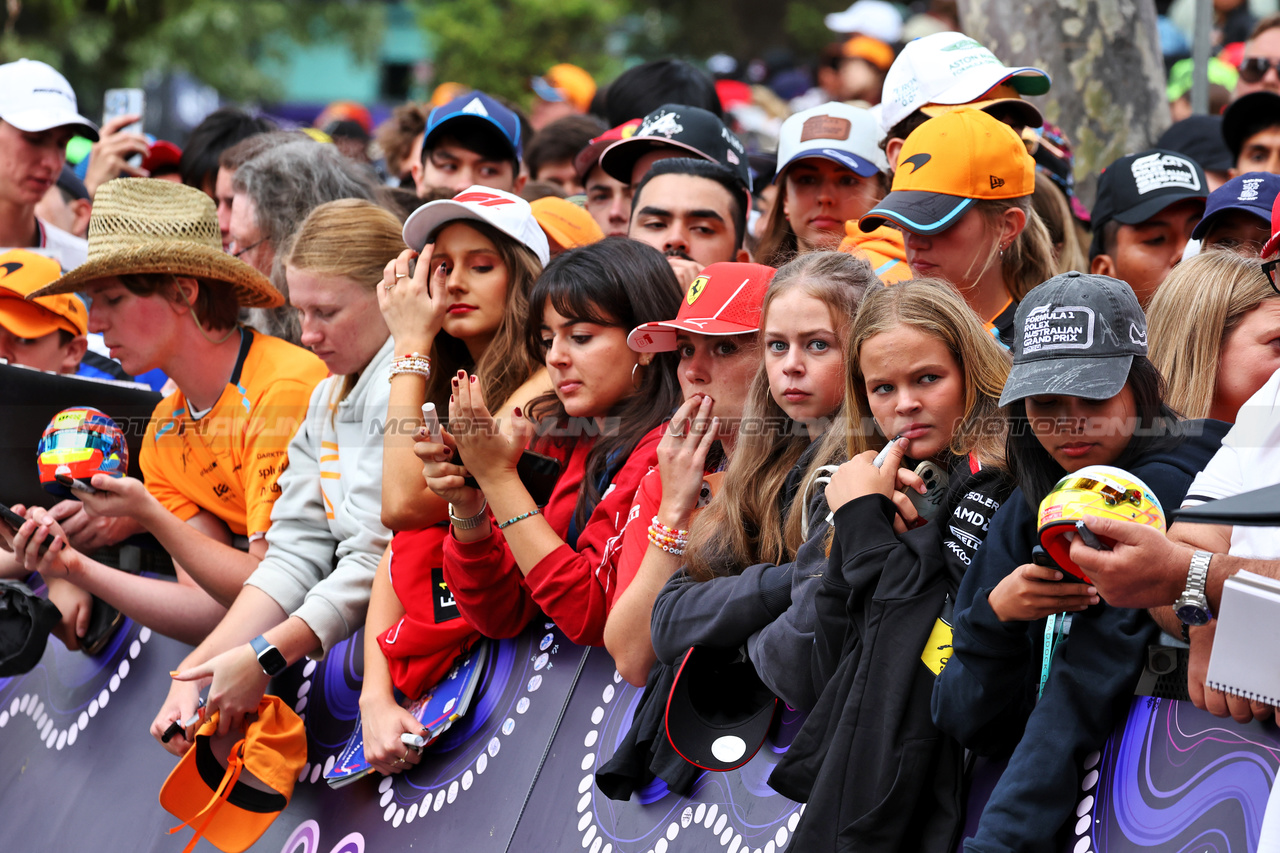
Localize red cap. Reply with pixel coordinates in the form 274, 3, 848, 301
142, 139, 182, 175
573, 118, 642, 182
627, 262, 775, 352
1264, 192, 1280, 258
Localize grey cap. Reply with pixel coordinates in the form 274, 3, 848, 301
999, 271, 1148, 407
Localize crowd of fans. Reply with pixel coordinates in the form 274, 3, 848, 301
5, 2, 1280, 850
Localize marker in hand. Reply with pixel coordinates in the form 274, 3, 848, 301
161, 697, 206, 743
872, 436, 903, 468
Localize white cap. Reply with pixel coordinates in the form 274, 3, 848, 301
879, 32, 1050, 134
0, 59, 99, 141
403, 186, 550, 267
775, 103, 887, 179
824, 1, 903, 42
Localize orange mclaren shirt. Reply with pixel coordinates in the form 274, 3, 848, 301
140, 329, 328, 539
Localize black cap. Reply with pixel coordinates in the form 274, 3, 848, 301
1222, 91, 1280, 164
664, 646, 777, 772
1156, 115, 1233, 173
0, 579, 61, 677
1091, 149, 1207, 257
598, 104, 750, 188
1000, 271, 1148, 407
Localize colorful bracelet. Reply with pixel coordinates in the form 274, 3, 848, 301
647, 527, 686, 556
389, 352, 431, 382
647, 516, 689, 556
649, 516, 690, 540
497, 508, 542, 529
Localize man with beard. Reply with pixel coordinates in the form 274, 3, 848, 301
627, 157, 750, 286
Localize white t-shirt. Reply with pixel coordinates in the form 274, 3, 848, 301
1182, 367, 1280, 558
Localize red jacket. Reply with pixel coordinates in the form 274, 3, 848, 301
442, 425, 664, 645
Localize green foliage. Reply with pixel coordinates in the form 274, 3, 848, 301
0, 0, 385, 106
412, 0, 626, 104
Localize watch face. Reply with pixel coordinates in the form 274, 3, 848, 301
259, 646, 287, 676
1175, 603, 1211, 627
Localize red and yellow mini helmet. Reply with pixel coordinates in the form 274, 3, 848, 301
1037, 464, 1165, 582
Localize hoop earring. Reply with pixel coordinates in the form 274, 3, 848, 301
631, 361, 645, 390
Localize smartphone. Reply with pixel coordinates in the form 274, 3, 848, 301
0, 503, 53, 555
103, 88, 145, 167
906, 460, 949, 523
456, 449, 561, 506
55, 473, 98, 496
1074, 519, 1110, 551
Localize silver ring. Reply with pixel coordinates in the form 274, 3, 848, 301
668, 424, 686, 438
395, 273, 409, 280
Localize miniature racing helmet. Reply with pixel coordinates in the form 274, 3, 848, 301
36, 406, 127, 498
1037, 464, 1165, 582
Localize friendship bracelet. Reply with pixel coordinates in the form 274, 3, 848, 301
388, 352, 431, 382
649, 516, 690, 540
646, 527, 686, 546
647, 528, 686, 556
497, 508, 542, 529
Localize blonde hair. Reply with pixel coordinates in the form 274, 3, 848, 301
682, 252, 873, 581
1148, 249, 1276, 419
976, 196, 1058, 302
1031, 173, 1088, 275
284, 199, 405, 404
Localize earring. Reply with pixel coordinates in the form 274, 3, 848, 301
631, 361, 644, 390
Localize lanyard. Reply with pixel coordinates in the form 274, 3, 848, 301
1038, 612, 1072, 700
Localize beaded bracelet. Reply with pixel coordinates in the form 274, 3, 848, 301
649, 516, 690, 540
647, 527, 686, 556
388, 352, 431, 382
497, 507, 542, 529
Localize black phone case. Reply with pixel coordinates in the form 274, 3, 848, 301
0, 503, 53, 554
456, 450, 562, 507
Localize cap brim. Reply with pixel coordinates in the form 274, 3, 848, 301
403, 200, 551, 266
28, 244, 282, 308
531, 76, 566, 103
159, 735, 283, 853
599, 137, 716, 184
0, 296, 72, 338
1264, 231, 1280, 258
920, 96, 1044, 129
999, 353, 1134, 407
4, 107, 99, 141
628, 318, 760, 352
1191, 201, 1272, 240
422, 114, 519, 163
1111, 190, 1206, 226
776, 146, 882, 180
664, 647, 776, 772
859, 193, 972, 235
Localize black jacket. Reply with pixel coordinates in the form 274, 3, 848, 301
768, 455, 1012, 852
932, 420, 1229, 853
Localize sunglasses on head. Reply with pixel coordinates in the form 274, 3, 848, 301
1238, 57, 1280, 83
1263, 257, 1280, 294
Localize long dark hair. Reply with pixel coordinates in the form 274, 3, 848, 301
525, 237, 683, 527
1005, 356, 1183, 509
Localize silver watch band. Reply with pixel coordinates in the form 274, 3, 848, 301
1185, 550, 1212, 596
449, 499, 488, 530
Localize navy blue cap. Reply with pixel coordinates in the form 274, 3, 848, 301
1191, 172, 1280, 241
423, 90, 522, 164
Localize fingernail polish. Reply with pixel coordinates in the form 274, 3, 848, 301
513, 407, 522, 418
169, 671, 181, 677
470, 375, 477, 384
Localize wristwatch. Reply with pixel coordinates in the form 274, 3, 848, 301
449, 499, 488, 531
249, 635, 287, 677
1173, 550, 1214, 638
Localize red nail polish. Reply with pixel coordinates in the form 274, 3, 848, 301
450, 394, 455, 403
470, 375, 477, 384
513, 407, 522, 418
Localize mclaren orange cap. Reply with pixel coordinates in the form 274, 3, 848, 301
860, 107, 1035, 235
159, 696, 307, 853
0, 249, 87, 338
530, 197, 605, 252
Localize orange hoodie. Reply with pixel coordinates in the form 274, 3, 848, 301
839, 219, 911, 283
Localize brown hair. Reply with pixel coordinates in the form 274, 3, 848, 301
284, 199, 406, 404
1148, 249, 1277, 420
1031, 173, 1088, 275
754, 165, 890, 268
374, 102, 427, 179
117, 273, 240, 332
423, 219, 545, 418
682, 251, 872, 581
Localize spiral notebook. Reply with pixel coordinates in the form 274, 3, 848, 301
1206, 570, 1280, 704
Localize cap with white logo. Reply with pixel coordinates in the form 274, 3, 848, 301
1191, 171, 1280, 241
1090, 149, 1207, 257
422, 90, 522, 164
598, 104, 750, 188
1000, 271, 1149, 406
774, 103, 887, 180
402, 186, 550, 266
879, 31, 1050, 134
0, 59, 99, 141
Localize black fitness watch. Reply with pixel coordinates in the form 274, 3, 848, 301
249, 634, 287, 677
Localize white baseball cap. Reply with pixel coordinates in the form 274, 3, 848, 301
824, 1, 903, 42
879, 32, 1050, 134
775, 103, 887, 180
403, 186, 551, 267
0, 59, 99, 141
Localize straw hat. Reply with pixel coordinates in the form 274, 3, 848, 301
28, 178, 283, 308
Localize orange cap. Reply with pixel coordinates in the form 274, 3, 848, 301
530, 197, 605, 252
532, 64, 597, 113
430, 81, 470, 108
860, 107, 1035, 235
0, 249, 86, 338
159, 696, 307, 853
842, 35, 895, 72
919, 82, 1043, 130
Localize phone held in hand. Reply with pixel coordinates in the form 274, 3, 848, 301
906, 460, 949, 523
103, 88, 145, 168
0, 503, 53, 555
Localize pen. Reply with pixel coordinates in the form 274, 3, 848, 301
161, 698, 205, 743
873, 436, 902, 468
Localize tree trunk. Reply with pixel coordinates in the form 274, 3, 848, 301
956, 0, 1169, 207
